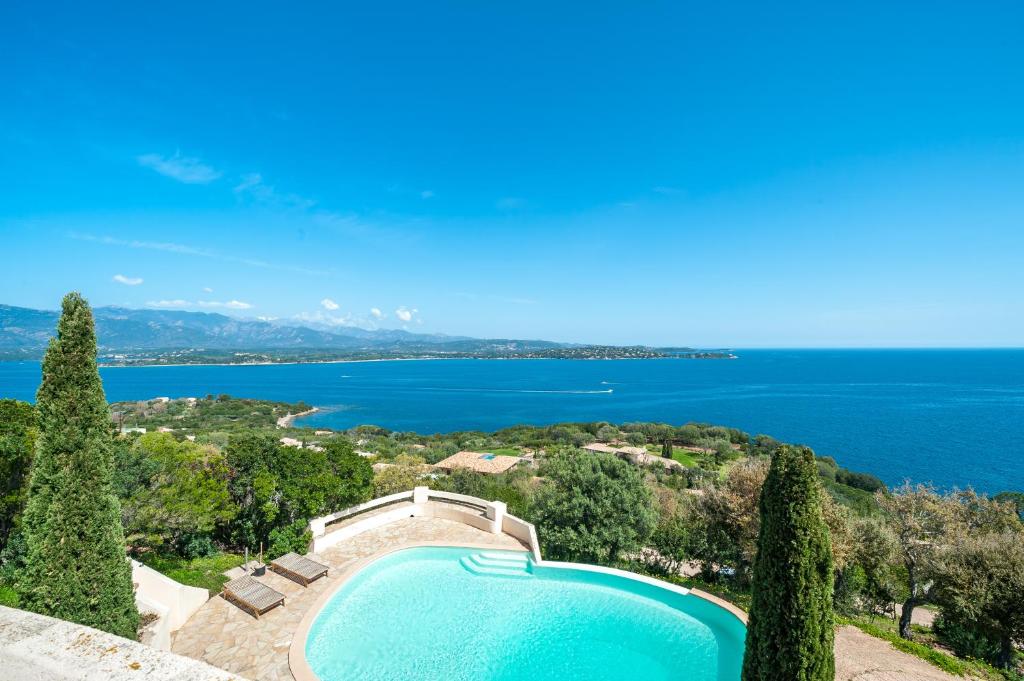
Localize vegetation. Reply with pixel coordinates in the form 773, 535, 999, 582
16, 293, 138, 639
2, 363, 1022, 677
532, 451, 656, 563
0, 399, 35, 553
135, 552, 245, 595
111, 394, 312, 434
743, 446, 835, 681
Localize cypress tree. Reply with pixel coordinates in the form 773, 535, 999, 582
742, 445, 834, 681
16, 293, 139, 639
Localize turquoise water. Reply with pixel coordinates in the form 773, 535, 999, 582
1, 349, 1022, 491
305, 546, 745, 681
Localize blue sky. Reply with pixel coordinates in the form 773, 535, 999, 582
1, 2, 1022, 347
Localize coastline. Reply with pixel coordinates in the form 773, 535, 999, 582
277, 407, 319, 428
97, 354, 738, 369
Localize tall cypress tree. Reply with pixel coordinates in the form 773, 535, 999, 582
742, 446, 834, 681
16, 293, 138, 639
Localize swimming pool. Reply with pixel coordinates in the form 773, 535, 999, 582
302, 546, 745, 680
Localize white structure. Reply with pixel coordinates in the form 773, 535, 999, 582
0, 605, 241, 681
308, 487, 541, 562
131, 560, 209, 651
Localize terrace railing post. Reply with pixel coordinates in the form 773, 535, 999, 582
486, 500, 506, 534
413, 486, 430, 505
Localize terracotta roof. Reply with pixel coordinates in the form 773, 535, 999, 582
434, 450, 522, 474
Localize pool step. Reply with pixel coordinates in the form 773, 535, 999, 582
459, 552, 533, 578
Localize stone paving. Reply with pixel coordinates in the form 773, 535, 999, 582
171, 511, 525, 681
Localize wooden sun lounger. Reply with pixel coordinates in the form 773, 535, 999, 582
221, 575, 285, 619
270, 552, 330, 586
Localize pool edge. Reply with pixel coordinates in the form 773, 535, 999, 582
289, 543, 748, 681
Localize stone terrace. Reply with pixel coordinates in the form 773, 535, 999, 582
171, 509, 526, 681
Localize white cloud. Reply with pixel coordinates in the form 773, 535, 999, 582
203, 287, 214, 293
370, 307, 384, 319
198, 300, 253, 310
137, 153, 222, 184
234, 172, 315, 210
420, 190, 434, 199
293, 310, 357, 328
395, 306, 418, 323
321, 298, 340, 311
112, 274, 143, 286
146, 299, 190, 308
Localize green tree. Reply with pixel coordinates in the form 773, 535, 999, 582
0, 399, 36, 551
742, 446, 834, 681
122, 433, 236, 553
16, 293, 139, 639
933, 530, 1024, 669
373, 454, 428, 497
533, 451, 656, 564
877, 484, 1018, 639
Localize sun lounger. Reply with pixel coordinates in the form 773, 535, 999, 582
270, 552, 330, 586
221, 575, 285, 618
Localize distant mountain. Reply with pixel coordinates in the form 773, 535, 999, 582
0, 304, 564, 357
0, 304, 730, 364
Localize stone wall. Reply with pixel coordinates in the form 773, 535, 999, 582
0, 605, 245, 681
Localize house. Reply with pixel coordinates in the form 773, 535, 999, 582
433, 451, 522, 475
280, 437, 303, 448
584, 442, 684, 471
121, 427, 147, 434
314, 430, 333, 436
582, 442, 619, 455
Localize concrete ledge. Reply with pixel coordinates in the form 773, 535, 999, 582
688, 588, 749, 625
0, 605, 245, 681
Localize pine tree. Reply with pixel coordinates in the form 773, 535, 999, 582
742, 445, 834, 681
16, 293, 138, 639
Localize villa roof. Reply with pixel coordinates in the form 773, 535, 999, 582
434, 450, 522, 474
582, 442, 619, 454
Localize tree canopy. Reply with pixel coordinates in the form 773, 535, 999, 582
533, 451, 656, 563
16, 293, 138, 639
742, 446, 834, 681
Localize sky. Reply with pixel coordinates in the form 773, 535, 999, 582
1, 2, 1022, 347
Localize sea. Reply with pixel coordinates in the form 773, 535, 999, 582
1, 349, 1021, 493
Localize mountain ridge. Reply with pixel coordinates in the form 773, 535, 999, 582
0, 304, 731, 364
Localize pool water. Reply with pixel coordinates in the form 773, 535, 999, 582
305, 546, 745, 681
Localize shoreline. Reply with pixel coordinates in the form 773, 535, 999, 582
96, 354, 738, 369
276, 407, 319, 428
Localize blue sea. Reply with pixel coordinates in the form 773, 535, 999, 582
1, 350, 1021, 493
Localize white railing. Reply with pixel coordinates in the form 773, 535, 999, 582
309, 490, 414, 537
307, 487, 542, 560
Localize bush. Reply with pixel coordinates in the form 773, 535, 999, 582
934, 612, 1004, 665
178, 534, 217, 560
267, 520, 312, 560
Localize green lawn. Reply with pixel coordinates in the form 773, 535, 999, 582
137, 552, 245, 596
485, 447, 522, 457
646, 444, 700, 467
